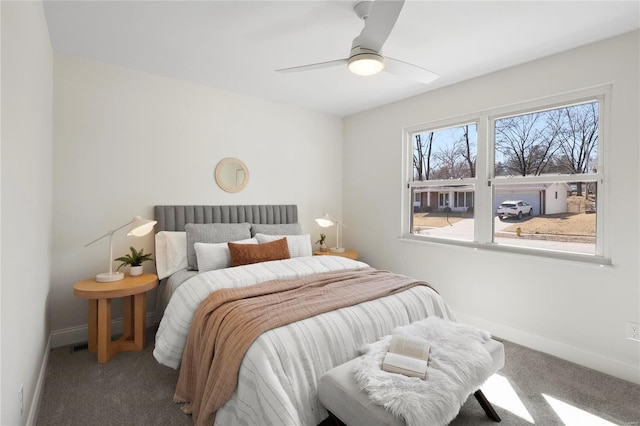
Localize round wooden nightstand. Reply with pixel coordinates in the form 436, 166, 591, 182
74, 273, 158, 363
313, 248, 359, 260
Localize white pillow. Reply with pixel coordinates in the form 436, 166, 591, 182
154, 231, 188, 280
255, 233, 312, 258
195, 238, 258, 273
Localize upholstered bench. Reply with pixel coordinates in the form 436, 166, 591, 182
318, 338, 504, 426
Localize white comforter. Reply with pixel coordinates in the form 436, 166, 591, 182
154, 256, 456, 426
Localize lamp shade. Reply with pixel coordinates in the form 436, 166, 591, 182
348, 53, 385, 76
127, 216, 157, 237
314, 214, 335, 228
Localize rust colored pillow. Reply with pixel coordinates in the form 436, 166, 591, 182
228, 237, 290, 267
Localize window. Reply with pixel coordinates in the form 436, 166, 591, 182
455, 191, 474, 209
404, 87, 608, 262
410, 124, 477, 242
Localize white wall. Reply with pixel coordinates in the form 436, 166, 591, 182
343, 31, 640, 384
51, 55, 344, 339
545, 183, 569, 215
1, 1, 53, 424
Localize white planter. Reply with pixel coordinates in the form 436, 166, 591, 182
130, 265, 143, 276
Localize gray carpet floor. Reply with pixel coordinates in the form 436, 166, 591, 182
37, 328, 640, 426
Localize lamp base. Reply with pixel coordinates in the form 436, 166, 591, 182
330, 247, 346, 253
95, 272, 125, 282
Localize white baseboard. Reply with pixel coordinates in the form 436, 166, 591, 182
27, 334, 51, 426
455, 311, 640, 385
51, 311, 159, 348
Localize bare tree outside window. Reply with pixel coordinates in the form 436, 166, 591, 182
413, 124, 477, 181
495, 112, 561, 176
494, 102, 598, 179
413, 132, 433, 181
461, 125, 476, 178
549, 102, 598, 195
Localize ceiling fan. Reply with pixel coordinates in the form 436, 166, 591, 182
276, 0, 439, 85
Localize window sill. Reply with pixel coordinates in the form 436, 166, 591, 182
399, 234, 612, 268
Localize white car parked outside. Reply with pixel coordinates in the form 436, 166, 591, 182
497, 200, 533, 220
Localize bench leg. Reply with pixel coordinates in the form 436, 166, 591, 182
323, 411, 346, 426
474, 390, 501, 422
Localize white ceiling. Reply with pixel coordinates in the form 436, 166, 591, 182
43, 1, 640, 117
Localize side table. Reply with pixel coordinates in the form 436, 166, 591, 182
313, 248, 359, 260
73, 273, 158, 363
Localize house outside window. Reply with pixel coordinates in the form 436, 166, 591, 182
455, 191, 474, 209
403, 86, 608, 263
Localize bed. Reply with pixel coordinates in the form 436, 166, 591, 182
152, 205, 457, 426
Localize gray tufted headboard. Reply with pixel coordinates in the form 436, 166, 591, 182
154, 205, 298, 232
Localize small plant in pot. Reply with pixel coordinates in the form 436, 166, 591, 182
315, 233, 327, 252
115, 246, 153, 277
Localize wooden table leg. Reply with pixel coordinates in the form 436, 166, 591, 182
122, 295, 133, 341
87, 299, 98, 352
114, 292, 146, 353
133, 292, 146, 349
97, 298, 112, 363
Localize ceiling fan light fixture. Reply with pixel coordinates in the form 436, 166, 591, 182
348, 53, 385, 76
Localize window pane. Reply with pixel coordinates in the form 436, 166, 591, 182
493, 181, 596, 254
413, 124, 477, 180
412, 185, 475, 241
495, 102, 598, 177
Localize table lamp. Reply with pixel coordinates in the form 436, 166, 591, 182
315, 213, 346, 253
85, 215, 157, 282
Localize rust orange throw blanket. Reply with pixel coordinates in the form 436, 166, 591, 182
174, 267, 434, 426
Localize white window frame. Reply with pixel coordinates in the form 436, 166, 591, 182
401, 85, 610, 265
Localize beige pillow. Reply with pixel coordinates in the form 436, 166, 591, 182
228, 237, 290, 267
195, 238, 258, 272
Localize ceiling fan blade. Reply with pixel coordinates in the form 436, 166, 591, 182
356, 0, 405, 52
276, 58, 348, 73
384, 57, 439, 85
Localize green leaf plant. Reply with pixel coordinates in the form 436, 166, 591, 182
115, 246, 154, 271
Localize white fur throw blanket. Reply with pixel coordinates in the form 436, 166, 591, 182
353, 317, 494, 426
